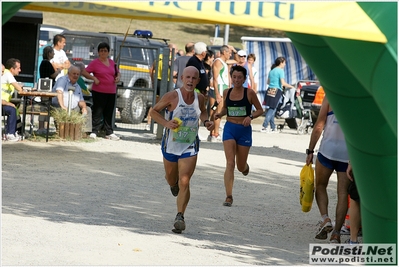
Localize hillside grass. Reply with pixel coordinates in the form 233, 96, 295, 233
42, 12, 286, 50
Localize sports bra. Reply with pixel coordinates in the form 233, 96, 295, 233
225, 87, 252, 117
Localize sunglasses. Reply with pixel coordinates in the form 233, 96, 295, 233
239, 55, 246, 58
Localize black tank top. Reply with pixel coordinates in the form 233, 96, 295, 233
225, 87, 252, 117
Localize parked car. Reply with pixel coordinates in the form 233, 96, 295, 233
61, 30, 168, 123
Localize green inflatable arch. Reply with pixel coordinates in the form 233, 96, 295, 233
286, 2, 397, 245
2, 2, 397, 245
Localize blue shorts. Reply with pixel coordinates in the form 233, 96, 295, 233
223, 121, 252, 146
317, 152, 348, 172
162, 145, 199, 163
208, 88, 215, 99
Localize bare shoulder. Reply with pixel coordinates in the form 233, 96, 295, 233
154, 90, 178, 110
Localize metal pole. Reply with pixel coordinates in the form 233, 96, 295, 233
67, 86, 75, 116
214, 24, 219, 38
224, 24, 230, 45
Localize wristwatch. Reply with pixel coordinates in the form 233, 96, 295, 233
249, 114, 254, 120
306, 149, 314, 155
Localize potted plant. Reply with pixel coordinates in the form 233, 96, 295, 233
50, 108, 85, 140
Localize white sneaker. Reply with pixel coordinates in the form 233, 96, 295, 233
6, 133, 19, 142
89, 133, 97, 139
105, 133, 120, 141
145, 124, 151, 131
211, 135, 222, 142
268, 129, 279, 134
260, 127, 269, 133
15, 131, 22, 140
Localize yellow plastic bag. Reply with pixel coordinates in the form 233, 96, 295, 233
300, 164, 315, 212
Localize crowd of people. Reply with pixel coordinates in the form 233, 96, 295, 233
2, 36, 360, 242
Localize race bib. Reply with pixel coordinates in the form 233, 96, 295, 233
267, 88, 277, 97
172, 126, 198, 144
228, 106, 246, 117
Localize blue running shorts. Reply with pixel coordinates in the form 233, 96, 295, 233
317, 152, 348, 172
222, 121, 252, 147
162, 145, 199, 163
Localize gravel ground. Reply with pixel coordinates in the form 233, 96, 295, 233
2, 118, 345, 266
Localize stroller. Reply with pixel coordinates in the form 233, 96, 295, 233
275, 87, 313, 134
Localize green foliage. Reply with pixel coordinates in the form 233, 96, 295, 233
50, 107, 85, 124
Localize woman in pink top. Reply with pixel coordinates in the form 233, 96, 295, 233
82, 42, 121, 140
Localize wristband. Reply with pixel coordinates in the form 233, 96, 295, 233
203, 120, 209, 127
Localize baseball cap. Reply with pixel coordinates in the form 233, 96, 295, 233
237, 50, 247, 57
194, 42, 207, 55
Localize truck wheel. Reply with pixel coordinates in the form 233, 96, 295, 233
121, 91, 146, 124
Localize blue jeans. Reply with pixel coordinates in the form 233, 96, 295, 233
2, 105, 17, 135
262, 108, 276, 130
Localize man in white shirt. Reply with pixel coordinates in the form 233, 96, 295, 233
51, 34, 70, 81
52, 65, 92, 133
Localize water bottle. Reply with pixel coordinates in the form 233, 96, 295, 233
211, 101, 219, 111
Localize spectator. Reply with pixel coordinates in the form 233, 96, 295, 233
81, 42, 121, 140
306, 96, 350, 244
186, 42, 209, 97
233, 50, 254, 91
173, 42, 194, 89
247, 53, 258, 93
2, 64, 5, 75
177, 49, 185, 57
50, 34, 70, 81
208, 45, 235, 142
214, 65, 263, 207
1, 58, 24, 141
37, 46, 62, 134
52, 65, 92, 134
261, 57, 294, 133
149, 66, 214, 233
203, 49, 215, 92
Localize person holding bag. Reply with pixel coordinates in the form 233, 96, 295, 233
305, 96, 350, 244
261, 57, 294, 133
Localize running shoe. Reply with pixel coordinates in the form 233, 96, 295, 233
330, 231, 341, 244
315, 218, 333, 239
173, 212, 186, 231
170, 182, 179, 197
223, 195, 233, 207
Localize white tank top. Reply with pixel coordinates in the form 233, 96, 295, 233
215, 58, 229, 93
319, 111, 349, 162
163, 89, 200, 155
